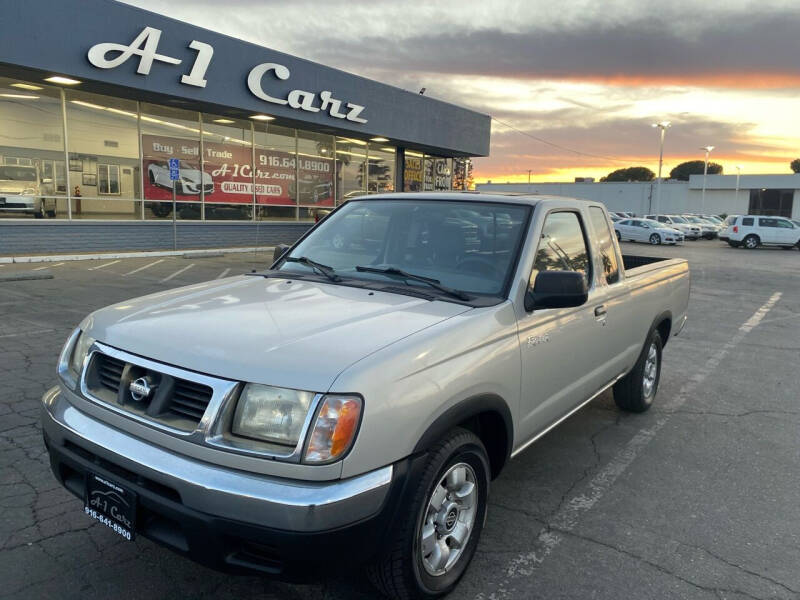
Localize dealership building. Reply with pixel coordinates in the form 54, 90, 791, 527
478, 174, 800, 220
0, 0, 489, 255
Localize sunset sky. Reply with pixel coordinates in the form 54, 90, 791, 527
124, 0, 800, 183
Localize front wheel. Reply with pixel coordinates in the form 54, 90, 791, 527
368, 428, 490, 600
614, 329, 662, 413
649, 233, 662, 245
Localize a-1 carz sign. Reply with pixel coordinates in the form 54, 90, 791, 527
88, 27, 368, 125
142, 134, 334, 206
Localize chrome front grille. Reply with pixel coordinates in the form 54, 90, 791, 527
81, 343, 234, 435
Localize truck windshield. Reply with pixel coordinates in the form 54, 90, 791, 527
277, 199, 531, 297
0, 166, 36, 181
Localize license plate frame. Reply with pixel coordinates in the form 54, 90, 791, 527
83, 472, 136, 541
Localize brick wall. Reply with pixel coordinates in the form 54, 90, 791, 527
0, 221, 313, 256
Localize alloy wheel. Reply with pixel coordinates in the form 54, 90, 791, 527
419, 462, 478, 577
642, 342, 658, 398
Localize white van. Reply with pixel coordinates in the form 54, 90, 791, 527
723, 215, 800, 249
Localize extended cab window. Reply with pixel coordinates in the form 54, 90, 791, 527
588, 207, 619, 284
531, 211, 591, 286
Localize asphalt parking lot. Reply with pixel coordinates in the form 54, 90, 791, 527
1, 241, 799, 600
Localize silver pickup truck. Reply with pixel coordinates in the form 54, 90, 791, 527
42, 193, 690, 599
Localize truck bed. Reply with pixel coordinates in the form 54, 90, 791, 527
622, 254, 670, 271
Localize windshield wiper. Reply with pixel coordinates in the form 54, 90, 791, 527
355, 265, 470, 301
284, 256, 340, 282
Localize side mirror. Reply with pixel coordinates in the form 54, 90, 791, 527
524, 270, 588, 312
272, 244, 290, 264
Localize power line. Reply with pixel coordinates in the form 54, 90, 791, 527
491, 117, 628, 164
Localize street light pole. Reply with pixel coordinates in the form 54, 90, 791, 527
735, 165, 742, 206
652, 121, 671, 215
700, 145, 715, 214
527, 169, 532, 184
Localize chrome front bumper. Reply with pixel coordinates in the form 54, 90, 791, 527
41, 386, 392, 532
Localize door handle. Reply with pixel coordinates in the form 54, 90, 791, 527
594, 305, 607, 317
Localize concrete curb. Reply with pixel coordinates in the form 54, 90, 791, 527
0, 270, 54, 282
0, 246, 274, 264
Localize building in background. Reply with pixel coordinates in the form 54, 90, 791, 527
478, 174, 800, 218
0, 0, 488, 255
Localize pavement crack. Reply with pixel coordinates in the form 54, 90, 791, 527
554, 527, 795, 600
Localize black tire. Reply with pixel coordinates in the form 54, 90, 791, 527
34, 205, 44, 219
615, 230, 621, 241
743, 234, 760, 249
649, 233, 661, 245
46, 209, 56, 218
368, 428, 490, 600
614, 329, 663, 413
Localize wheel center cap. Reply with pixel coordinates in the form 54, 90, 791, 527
444, 508, 458, 531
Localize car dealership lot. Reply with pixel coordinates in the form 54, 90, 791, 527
1, 243, 799, 600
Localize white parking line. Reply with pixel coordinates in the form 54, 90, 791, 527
160, 263, 195, 283
215, 268, 231, 279
481, 291, 783, 597
123, 259, 165, 276
34, 262, 63, 271
88, 260, 120, 271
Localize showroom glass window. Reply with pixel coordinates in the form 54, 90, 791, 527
202, 114, 254, 221
531, 211, 592, 286
336, 137, 367, 203
253, 123, 297, 220
140, 103, 201, 220
0, 77, 66, 217
367, 144, 395, 195
403, 151, 424, 192
66, 90, 140, 219
297, 130, 335, 220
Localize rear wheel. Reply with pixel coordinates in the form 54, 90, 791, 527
614, 329, 662, 413
368, 428, 489, 600
743, 234, 760, 249
649, 233, 661, 245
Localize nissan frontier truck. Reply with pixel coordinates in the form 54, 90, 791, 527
42, 193, 690, 599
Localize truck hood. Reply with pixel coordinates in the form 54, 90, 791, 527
83, 276, 472, 392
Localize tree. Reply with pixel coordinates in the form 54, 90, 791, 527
669, 160, 723, 181
600, 166, 655, 182
790, 159, 800, 173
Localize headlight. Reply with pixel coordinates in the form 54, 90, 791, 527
232, 384, 315, 446
304, 395, 362, 463
57, 328, 94, 388
70, 331, 95, 377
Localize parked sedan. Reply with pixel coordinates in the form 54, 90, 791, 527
615, 218, 684, 245
683, 215, 720, 239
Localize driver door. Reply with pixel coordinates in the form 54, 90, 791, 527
515, 209, 609, 444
